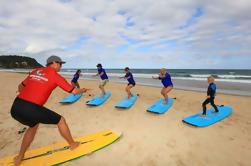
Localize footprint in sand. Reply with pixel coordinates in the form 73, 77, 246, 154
0, 140, 13, 150
218, 125, 224, 128
166, 140, 176, 148
229, 137, 235, 141
128, 143, 134, 150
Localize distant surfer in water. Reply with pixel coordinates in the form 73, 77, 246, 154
120, 67, 136, 99
71, 69, 82, 88
201, 75, 219, 117
152, 68, 173, 104
10, 55, 90, 165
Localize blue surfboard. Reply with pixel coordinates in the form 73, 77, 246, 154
182, 106, 233, 127
146, 97, 173, 114
86, 91, 111, 106
115, 95, 137, 109
60, 94, 82, 104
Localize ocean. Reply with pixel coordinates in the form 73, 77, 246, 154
59, 69, 251, 83
1, 68, 251, 96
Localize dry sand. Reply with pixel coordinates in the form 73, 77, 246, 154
0, 71, 251, 166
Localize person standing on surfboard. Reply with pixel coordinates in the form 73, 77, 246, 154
93, 63, 109, 97
201, 75, 219, 117
152, 68, 173, 104
120, 67, 136, 99
71, 69, 82, 88
10, 55, 89, 165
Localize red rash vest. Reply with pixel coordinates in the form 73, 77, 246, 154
18, 66, 74, 105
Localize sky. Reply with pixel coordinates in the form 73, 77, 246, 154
0, 0, 251, 69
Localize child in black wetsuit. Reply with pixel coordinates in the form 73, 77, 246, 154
201, 75, 219, 117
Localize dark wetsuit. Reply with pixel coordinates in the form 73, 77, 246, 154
125, 72, 136, 86
202, 83, 219, 115
71, 73, 80, 83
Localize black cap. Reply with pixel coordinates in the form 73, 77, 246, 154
96, 63, 102, 67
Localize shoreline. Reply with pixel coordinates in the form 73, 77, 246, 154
1, 70, 251, 96
73, 75, 251, 97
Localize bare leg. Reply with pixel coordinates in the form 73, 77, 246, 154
126, 85, 134, 99
71, 82, 76, 88
99, 85, 106, 97
14, 124, 39, 166
161, 88, 168, 104
76, 82, 80, 88
161, 86, 173, 104
71, 82, 80, 89
57, 117, 80, 150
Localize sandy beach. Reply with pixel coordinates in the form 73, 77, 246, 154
0, 71, 251, 166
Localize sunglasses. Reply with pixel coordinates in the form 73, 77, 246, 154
55, 61, 63, 66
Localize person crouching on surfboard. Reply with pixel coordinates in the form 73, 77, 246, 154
93, 63, 109, 98
71, 69, 82, 88
10, 55, 90, 165
120, 67, 136, 99
152, 68, 173, 104
201, 75, 219, 117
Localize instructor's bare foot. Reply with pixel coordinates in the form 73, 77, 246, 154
14, 154, 24, 166
69, 142, 80, 150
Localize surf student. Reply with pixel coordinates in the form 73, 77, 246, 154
120, 67, 136, 99
152, 68, 173, 104
93, 63, 109, 97
201, 75, 219, 117
10, 55, 89, 165
71, 69, 81, 88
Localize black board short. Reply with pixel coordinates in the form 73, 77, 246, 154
11, 97, 61, 127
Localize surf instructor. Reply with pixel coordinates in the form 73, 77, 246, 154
10, 55, 87, 165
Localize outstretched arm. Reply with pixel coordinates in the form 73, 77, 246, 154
120, 74, 130, 79
152, 76, 160, 79
93, 72, 103, 77
93, 73, 99, 77
72, 88, 91, 95
56, 73, 91, 94
99, 72, 104, 76
125, 75, 131, 79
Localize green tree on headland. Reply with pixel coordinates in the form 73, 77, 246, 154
0, 55, 43, 69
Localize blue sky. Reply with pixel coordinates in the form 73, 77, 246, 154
0, 0, 251, 69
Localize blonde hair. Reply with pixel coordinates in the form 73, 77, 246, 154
208, 75, 215, 82
160, 68, 167, 72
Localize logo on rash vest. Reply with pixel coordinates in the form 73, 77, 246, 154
30, 70, 48, 82
36, 70, 45, 76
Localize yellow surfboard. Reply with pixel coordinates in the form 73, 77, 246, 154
0, 130, 121, 166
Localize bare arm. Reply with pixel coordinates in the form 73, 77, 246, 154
99, 72, 104, 76
93, 73, 100, 77
125, 75, 131, 79
71, 88, 91, 95
119, 74, 128, 79
152, 76, 160, 79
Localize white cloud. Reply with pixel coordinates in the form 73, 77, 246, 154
0, 0, 251, 68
